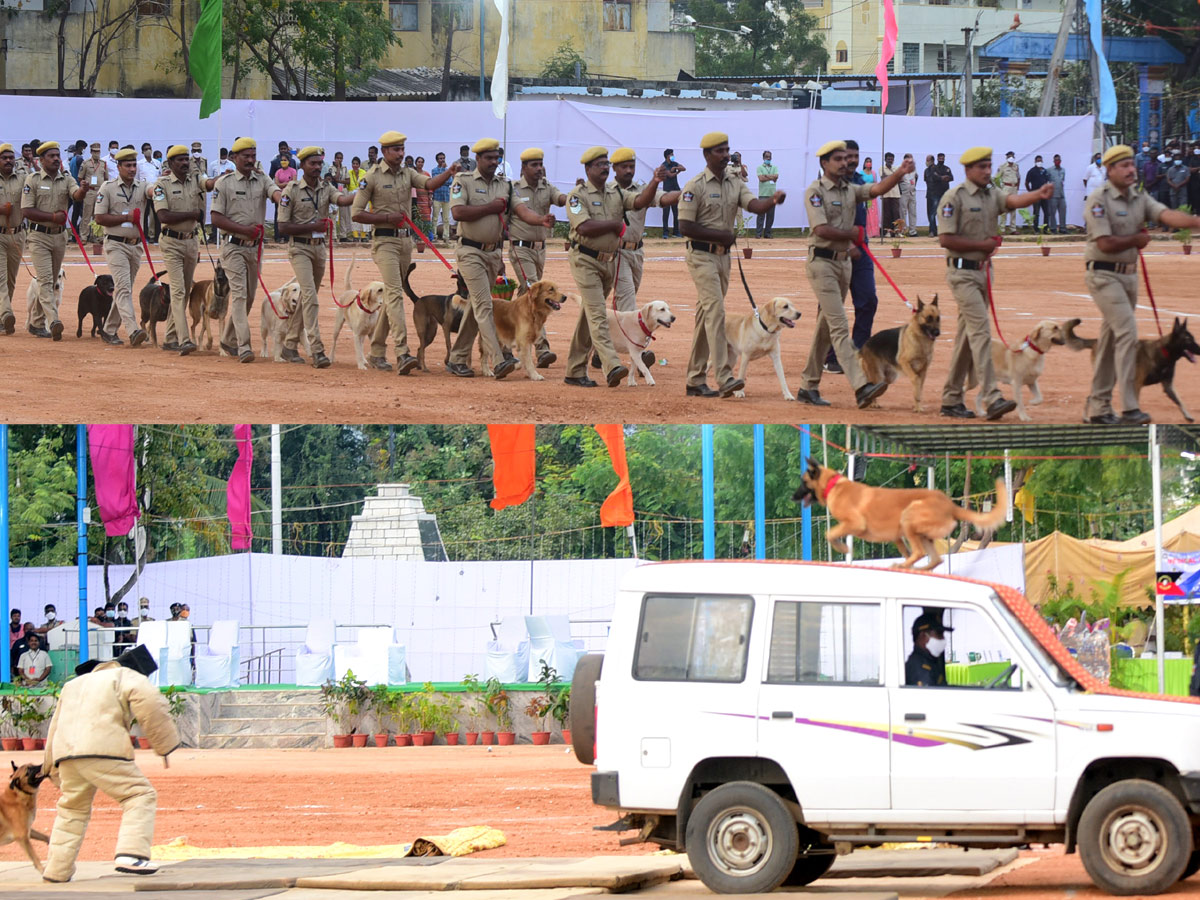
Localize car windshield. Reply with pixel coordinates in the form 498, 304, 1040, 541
992, 594, 1076, 689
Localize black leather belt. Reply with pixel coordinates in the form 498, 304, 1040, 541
292, 235, 326, 245
29, 223, 64, 235
0, 227, 20, 235
1087, 260, 1134, 274
105, 234, 138, 244
620, 239, 644, 251
571, 242, 615, 263
160, 227, 196, 240
686, 241, 727, 256
812, 247, 848, 261
373, 227, 410, 238
512, 239, 544, 249
460, 237, 502, 252
226, 235, 257, 247
948, 257, 984, 270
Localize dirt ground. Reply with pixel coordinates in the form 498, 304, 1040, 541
2, 235, 1196, 424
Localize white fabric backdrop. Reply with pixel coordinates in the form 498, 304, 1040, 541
14, 97, 1094, 228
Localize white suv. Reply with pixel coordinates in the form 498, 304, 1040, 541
571, 561, 1200, 896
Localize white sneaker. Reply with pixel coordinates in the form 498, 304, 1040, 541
115, 856, 158, 875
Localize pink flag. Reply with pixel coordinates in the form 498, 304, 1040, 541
87, 425, 139, 537
227, 424, 253, 550
876, 0, 898, 113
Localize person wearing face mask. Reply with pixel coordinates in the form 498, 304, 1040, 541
1166, 152, 1191, 209
1084, 152, 1106, 197
133, 599, 154, 626
996, 151, 1020, 234
36, 604, 63, 636
112, 602, 135, 654
906, 613, 953, 687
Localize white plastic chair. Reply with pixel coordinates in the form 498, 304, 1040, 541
195, 620, 240, 688
334, 626, 402, 686
295, 618, 336, 686
485, 616, 530, 683
525, 615, 583, 682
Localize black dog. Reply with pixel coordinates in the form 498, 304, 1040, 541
138, 274, 170, 346
76, 274, 114, 338
404, 262, 470, 371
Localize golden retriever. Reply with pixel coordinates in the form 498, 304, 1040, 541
486, 279, 568, 381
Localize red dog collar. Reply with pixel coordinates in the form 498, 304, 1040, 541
1023, 335, 1044, 355
822, 472, 844, 502
637, 312, 656, 342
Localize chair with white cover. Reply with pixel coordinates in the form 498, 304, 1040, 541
295, 618, 336, 686
485, 617, 530, 683
195, 620, 240, 688
334, 626, 402, 687
525, 615, 583, 682
135, 621, 178, 687
163, 620, 194, 686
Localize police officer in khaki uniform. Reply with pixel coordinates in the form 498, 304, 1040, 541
78, 142, 109, 238
352, 130, 458, 375
189, 142, 208, 181
0, 144, 24, 335
209, 136, 283, 363
94, 147, 150, 347
21, 141, 93, 340
797, 140, 908, 409
996, 151, 1020, 233
153, 144, 215, 355
447, 138, 552, 379
679, 131, 784, 398
1082, 144, 1200, 425
508, 146, 567, 368
328, 152, 351, 241
277, 146, 356, 369
562, 146, 664, 389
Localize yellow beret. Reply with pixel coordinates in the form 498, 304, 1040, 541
519, 147, 544, 162
297, 146, 324, 161
472, 138, 500, 153
114, 148, 139, 162
231, 137, 256, 153
165, 145, 188, 160
580, 146, 608, 165
36, 141, 59, 156
1102, 145, 1134, 167
379, 130, 406, 147
0, 144, 12, 155
960, 146, 992, 166
816, 140, 846, 158
700, 131, 729, 150
610, 147, 636, 164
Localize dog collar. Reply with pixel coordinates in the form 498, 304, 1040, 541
636, 312, 656, 343
1022, 335, 1044, 355
11, 781, 37, 796
822, 473, 844, 502
754, 309, 773, 333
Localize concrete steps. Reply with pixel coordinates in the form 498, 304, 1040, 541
197, 689, 329, 750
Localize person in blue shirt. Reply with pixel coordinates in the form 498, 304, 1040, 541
430, 151, 454, 243
68, 141, 85, 234
824, 139, 879, 375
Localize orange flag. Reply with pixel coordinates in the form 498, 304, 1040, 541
487, 424, 536, 509
595, 424, 634, 527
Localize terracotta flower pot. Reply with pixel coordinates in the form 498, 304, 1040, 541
351, 733, 368, 748
411, 732, 427, 746
138, 737, 151, 750
420, 730, 436, 744
0, 737, 19, 751
480, 731, 495, 745
33, 739, 45, 751
20, 737, 37, 751
562, 729, 572, 745
464, 732, 479, 746
742, 247, 753, 259
531, 731, 551, 745
1184, 244, 1193, 255
332, 734, 351, 748
444, 732, 460, 746
374, 733, 389, 748
497, 732, 515, 746
395, 733, 412, 747
890, 247, 901, 258
1040, 246, 1051, 256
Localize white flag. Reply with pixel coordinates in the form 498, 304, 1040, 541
491, 0, 510, 120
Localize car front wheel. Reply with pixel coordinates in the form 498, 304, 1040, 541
1078, 779, 1192, 895
685, 781, 799, 894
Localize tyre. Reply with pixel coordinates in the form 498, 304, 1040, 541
570, 653, 603, 765
685, 781, 799, 894
1077, 779, 1192, 895
1180, 850, 1200, 881
783, 830, 837, 886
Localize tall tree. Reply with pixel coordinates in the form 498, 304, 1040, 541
680, 0, 828, 78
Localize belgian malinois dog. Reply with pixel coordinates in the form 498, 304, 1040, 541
1, 762, 50, 872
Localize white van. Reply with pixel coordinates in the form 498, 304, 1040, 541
571, 561, 1200, 896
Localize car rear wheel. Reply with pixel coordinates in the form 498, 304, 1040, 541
685, 781, 799, 894
570, 653, 603, 765
1078, 779, 1191, 895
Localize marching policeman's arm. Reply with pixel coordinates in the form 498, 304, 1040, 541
157, 207, 203, 225
939, 232, 1002, 255
746, 191, 784, 214
210, 211, 260, 240
334, 191, 355, 207
1005, 182, 1054, 209
575, 216, 622, 238
1097, 232, 1151, 253
425, 162, 461, 193
1158, 207, 1200, 232
679, 218, 734, 246
868, 157, 915, 198
513, 201, 554, 228
453, 197, 507, 222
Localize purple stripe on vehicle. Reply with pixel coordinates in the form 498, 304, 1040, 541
794, 717, 944, 748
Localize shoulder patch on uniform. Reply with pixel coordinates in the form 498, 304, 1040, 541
809, 194, 822, 207
1091, 204, 1105, 218
281, 194, 291, 207
152, 185, 166, 201
568, 195, 582, 214
681, 190, 694, 202
941, 203, 954, 218
450, 180, 462, 198
22, 184, 29, 194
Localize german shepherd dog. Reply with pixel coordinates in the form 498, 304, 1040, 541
858, 295, 941, 412
1, 762, 50, 873
404, 263, 470, 371
793, 459, 1009, 570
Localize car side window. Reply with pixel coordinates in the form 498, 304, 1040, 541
767, 601, 882, 685
902, 605, 1023, 689
633, 594, 753, 683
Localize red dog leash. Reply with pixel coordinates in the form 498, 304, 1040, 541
855, 229, 914, 312
133, 215, 160, 281
399, 212, 456, 273
65, 217, 96, 274
253, 227, 288, 320
1137, 245, 1164, 338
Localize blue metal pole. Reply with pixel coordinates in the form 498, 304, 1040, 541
701, 425, 714, 560
800, 425, 812, 560
753, 424, 766, 560
0, 425, 9, 684
77, 425, 89, 665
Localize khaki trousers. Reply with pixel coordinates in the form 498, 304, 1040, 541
1085, 269, 1140, 417
220, 242, 260, 355
27, 231, 67, 330
81, 192, 99, 239
449, 244, 505, 367
684, 248, 734, 388
369, 235, 414, 360
336, 205, 352, 239
800, 255, 867, 392
941, 268, 1001, 408
286, 240, 326, 355
44, 757, 157, 883
433, 200, 454, 238
160, 233, 199, 347
102, 240, 142, 337
615, 247, 644, 313
998, 187, 1018, 229
510, 242, 551, 355
0, 232, 23, 322
565, 251, 621, 379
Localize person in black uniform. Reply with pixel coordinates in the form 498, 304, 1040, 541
905, 612, 953, 687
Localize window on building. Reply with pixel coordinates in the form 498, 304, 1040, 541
603, 0, 632, 31
136, 0, 168, 15
389, 0, 418, 31
902, 42, 920, 72
767, 601, 883, 685
835, 41, 848, 64
453, 0, 473, 30
634, 593, 754, 682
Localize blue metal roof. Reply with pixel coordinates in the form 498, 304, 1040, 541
984, 32, 1184, 65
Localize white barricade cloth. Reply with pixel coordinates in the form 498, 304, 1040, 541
195, 619, 240, 688
334, 625, 403, 687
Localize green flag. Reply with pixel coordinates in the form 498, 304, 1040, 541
189, 0, 223, 119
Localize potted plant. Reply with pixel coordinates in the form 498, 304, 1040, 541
410, 682, 439, 745
736, 215, 752, 259
1036, 224, 1051, 256
890, 219, 906, 257
440, 693, 463, 746
391, 693, 413, 746
0, 695, 20, 751
320, 670, 370, 747
483, 677, 513, 745
525, 694, 552, 745
16, 692, 49, 751
460, 674, 485, 745
549, 683, 572, 745
370, 684, 392, 747
1177, 205, 1192, 255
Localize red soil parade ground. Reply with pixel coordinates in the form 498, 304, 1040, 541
1, 235, 1196, 425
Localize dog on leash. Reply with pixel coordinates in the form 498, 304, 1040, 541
76, 274, 114, 338
486, 280, 568, 380
606, 300, 676, 386
723, 296, 801, 399
138, 274, 170, 346
1, 762, 50, 873
970, 318, 1070, 421
330, 257, 386, 370
259, 278, 301, 361
188, 264, 231, 350
405, 263, 470, 371
26, 267, 66, 330
793, 458, 1009, 570
858, 295, 941, 412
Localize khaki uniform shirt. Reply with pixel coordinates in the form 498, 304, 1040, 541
450, 170, 507, 245
351, 161, 429, 225
191, 156, 208, 178
79, 157, 108, 188
612, 180, 664, 244
93, 177, 148, 238
678, 167, 756, 235
1084, 180, 1168, 265
880, 166, 900, 198
804, 175, 872, 251
566, 180, 639, 254
211, 168, 276, 227
278, 177, 337, 233
937, 180, 1006, 262
0, 171, 25, 229
13, 159, 31, 177
151, 170, 208, 236
509, 176, 565, 242
21, 168, 79, 217
997, 161, 1020, 189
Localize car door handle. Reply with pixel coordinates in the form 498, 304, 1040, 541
904, 713, 926, 722
771, 710, 793, 719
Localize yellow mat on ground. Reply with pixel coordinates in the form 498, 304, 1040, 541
152, 826, 506, 861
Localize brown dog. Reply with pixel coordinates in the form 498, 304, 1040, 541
858, 295, 941, 412
793, 459, 1008, 570
1, 762, 50, 873
486, 280, 568, 380
188, 263, 231, 351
